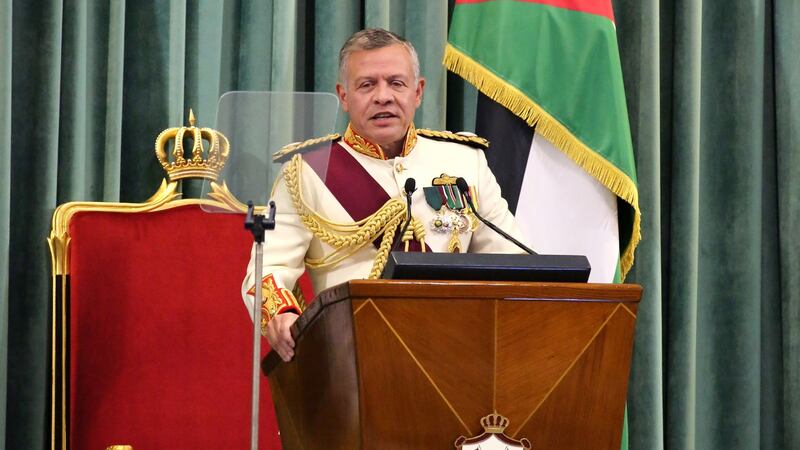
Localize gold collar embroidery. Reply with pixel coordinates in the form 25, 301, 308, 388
343, 123, 418, 160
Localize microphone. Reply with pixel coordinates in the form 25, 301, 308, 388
404, 177, 417, 200
393, 178, 417, 252
455, 177, 537, 255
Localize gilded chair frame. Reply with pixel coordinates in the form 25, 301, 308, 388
47, 177, 252, 450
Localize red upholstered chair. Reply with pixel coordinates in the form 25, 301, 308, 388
47, 115, 283, 449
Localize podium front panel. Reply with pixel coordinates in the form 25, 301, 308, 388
266, 280, 641, 450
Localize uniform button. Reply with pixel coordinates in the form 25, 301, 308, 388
395, 163, 405, 173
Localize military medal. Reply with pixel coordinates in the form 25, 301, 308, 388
424, 174, 478, 253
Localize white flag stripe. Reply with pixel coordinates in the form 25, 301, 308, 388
515, 134, 620, 283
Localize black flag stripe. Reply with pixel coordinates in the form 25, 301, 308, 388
476, 92, 535, 214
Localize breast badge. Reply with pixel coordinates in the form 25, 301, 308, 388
424, 174, 478, 253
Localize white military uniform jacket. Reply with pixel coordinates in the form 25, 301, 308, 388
241, 125, 528, 318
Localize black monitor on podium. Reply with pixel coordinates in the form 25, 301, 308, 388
381, 252, 591, 283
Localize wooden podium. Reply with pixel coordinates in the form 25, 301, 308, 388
262, 280, 642, 450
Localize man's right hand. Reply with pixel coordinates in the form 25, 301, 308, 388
265, 312, 299, 362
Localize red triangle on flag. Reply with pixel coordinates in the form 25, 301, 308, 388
455, 0, 614, 22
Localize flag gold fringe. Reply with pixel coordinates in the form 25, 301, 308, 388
444, 43, 641, 280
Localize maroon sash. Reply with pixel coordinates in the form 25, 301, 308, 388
302, 142, 427, 252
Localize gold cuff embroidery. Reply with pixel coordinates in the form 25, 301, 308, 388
247, 274, 302, 334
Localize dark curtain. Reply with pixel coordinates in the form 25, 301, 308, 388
614, 0, 800, 449
1, 0, 798, 449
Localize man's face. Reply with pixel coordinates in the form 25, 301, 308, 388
336, 44, 425, 151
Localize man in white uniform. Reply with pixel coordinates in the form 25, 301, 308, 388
242, 28, 529, 361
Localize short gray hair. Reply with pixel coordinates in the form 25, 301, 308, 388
338, 28, 420, 86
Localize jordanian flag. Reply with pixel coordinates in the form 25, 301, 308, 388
445, 0, 640, 284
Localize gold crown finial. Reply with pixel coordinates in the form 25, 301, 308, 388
154, 109, 230, 181
480, 413, 510, 433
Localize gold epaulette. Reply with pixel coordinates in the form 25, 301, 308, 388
416, 129, 489, 149
272, 133, 341, 163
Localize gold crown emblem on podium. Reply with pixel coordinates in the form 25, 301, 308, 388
155, 109, 230, 181
480, 413, 510, 433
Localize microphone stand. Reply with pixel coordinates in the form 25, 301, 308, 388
244, 200, 276, 450
393, 188, 415, 252
392, 178, 417, 253
456, 178, 537, 255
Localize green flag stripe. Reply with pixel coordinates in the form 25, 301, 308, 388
448, 2, 635, 182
